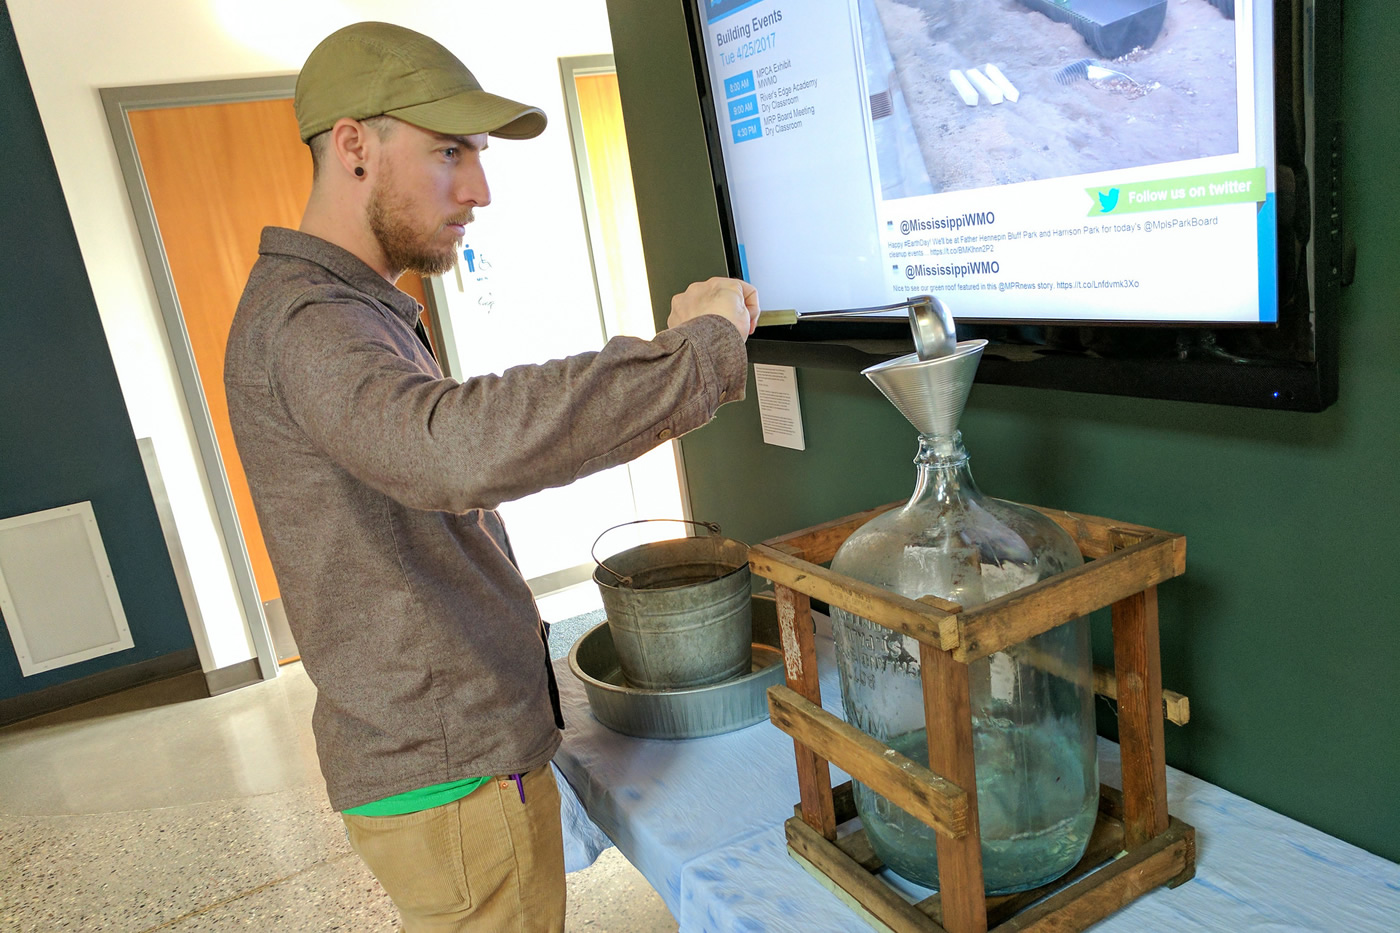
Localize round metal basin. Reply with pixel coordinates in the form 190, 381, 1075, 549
568, 594, 785, 740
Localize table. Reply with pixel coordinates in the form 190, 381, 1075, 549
552, 614, 1400, 932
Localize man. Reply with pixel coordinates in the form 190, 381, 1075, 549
223, 21, 758, 932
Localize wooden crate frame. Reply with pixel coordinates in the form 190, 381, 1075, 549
750, 502, 1196, 933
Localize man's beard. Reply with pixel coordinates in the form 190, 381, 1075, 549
366, 175, 471, 278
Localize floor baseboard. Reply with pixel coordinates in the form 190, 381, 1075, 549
0, 648, 203, 726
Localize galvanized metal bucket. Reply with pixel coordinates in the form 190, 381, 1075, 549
592, 520, 753, 690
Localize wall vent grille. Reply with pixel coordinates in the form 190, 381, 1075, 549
0, 502, 133, 676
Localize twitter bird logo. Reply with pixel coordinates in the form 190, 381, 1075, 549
1097, 188, 1120, 213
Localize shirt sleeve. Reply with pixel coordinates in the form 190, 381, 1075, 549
268, 295, 747, 513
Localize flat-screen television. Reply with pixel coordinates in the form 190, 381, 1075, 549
682, 0, 1348, 410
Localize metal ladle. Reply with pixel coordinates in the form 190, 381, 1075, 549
768, 294, 956, 360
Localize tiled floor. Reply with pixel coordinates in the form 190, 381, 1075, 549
0, 588, 675, 932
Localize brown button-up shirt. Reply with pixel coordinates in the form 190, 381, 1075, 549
224, 228, 746, 809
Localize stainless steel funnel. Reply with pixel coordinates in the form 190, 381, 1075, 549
862, 339, 987, 436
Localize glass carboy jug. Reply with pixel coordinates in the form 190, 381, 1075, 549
830, 340, 1098, 895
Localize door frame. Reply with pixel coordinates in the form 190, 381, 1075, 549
558, 54, 621, 344
101, 76, 298, 686
557, 53, 694, 532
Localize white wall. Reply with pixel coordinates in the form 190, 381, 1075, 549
8, 0, 616, 672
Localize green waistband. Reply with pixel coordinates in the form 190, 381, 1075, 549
341, 775, 493, 816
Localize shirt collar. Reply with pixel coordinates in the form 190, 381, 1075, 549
258, 227, 423, 325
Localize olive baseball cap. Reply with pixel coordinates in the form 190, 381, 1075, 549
294, 22, 546, 142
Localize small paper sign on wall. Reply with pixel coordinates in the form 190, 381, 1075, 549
753, 364, 806, 450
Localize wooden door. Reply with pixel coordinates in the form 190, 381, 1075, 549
128, 99, 308, 611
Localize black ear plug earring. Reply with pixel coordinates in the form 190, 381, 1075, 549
354, 166, 365, 177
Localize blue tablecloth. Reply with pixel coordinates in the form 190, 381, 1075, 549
552, 615, 1400, 931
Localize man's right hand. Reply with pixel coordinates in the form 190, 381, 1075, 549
667, 277, 760, 340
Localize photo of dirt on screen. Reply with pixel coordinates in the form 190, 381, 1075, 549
869, 0, 1240, 196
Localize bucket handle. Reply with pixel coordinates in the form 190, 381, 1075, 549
591, 519, 723, 589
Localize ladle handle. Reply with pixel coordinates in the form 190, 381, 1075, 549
791, 295, 934, 319
776, 295, 956, 360
591, 519, 722, 588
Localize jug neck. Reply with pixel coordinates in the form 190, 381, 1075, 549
909, 432, 978, 506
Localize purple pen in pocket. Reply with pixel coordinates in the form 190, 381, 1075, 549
510, 773, 525, 803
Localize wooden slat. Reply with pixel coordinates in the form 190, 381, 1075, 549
790, 847, 902, 933
761, 500, 903, 564
1093, 665, 1190, 725
792, 784, 883, 872
835, 825, 885, 873
922, 642, 988, 933
776, 585, 838, 840
792, 780, 860, 825
920, 593, 965, 614
787, 817, 944, 933
954, 535, 1185, 663
751, 544, 960, 650
761, 501, 1181, 567
1020, 506, 1172, 560
991, 818, 1194, 933
1112, 585, 1170, 848
774, 585, 820, 704
1014, 643, 1188, 726
768, 685, 969, 839
1098, 783, 1125, 820
833, 780, 858, 823
1166, 819, 1198, 890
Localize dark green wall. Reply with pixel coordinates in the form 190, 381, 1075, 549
607, 0, 1400, 861
0, 1, 193, 701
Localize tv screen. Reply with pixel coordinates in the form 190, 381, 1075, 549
683, 0, 1346, 410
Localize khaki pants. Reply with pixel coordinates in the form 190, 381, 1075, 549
342, 766, 566, 932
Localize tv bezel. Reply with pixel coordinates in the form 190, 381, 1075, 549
681, 0, 1346, 412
